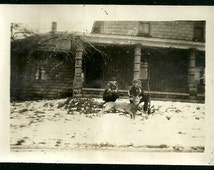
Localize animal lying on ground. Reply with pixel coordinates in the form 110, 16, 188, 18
97, 97, 142, 119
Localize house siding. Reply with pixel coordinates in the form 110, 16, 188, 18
92, 21, 139, 36
150, 21, 194, 41
92, 21, 205, 42
11, 51, 74, 100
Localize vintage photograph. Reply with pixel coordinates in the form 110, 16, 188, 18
2, 3, 214, 165
10, 19, 205, 153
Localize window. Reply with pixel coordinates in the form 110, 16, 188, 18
138, 22, 150, 37
195, 67, 205, 85
92, 21, 104, 34
199, 67, 205, 85
35, 68, 47, 80
140, 62, 148, 80
193, 21, 205, 42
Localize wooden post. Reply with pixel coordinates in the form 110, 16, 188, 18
188, 48, 197, 98
133, 44, 141, 81
73, 40, 83, 97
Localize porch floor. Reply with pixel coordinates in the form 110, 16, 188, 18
82, 88, 205, 103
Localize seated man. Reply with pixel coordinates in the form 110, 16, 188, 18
103, 78, 119, 103
128, 79, 149, 112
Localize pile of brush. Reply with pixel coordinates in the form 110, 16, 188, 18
58, 98, 103, 114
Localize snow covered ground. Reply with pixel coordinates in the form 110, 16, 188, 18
10, 98, 205, 152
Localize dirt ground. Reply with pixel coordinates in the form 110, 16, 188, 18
10, 98, 205, 152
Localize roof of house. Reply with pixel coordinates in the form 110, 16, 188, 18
12, 21, 205, 53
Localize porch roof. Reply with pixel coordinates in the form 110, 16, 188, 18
17, 31, 205, 53
83, 33, 205, 51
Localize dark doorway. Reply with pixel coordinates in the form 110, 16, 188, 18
83, 45, 134, 89
83, 52, 104, 88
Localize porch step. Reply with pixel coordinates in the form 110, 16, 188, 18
82, 88, 205, 103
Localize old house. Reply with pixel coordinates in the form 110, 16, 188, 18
11, 23, 75, 100
11, 21, 205, 102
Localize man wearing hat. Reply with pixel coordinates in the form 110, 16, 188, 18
103, 77, 119, 103
128, 79, 149, 112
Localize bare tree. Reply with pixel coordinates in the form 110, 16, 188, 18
11, 23, 37, 42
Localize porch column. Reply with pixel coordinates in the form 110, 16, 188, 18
188, 48, 197, 97
133, 44, 141, 81
73, 41, 83, 97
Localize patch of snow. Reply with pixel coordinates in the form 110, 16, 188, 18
10, 98, 205, 152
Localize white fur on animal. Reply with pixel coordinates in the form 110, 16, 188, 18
97, 97, 141, 119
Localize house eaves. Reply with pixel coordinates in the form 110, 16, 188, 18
83, 33, 205, 51
18, 32, 205, 53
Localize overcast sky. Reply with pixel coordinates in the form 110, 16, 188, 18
15, 5, 122, 34
9, 6, 112, 34
22, 21, 94, 34
7, 5, 211, 34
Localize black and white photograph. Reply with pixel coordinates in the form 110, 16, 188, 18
0, 5, 214, 165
